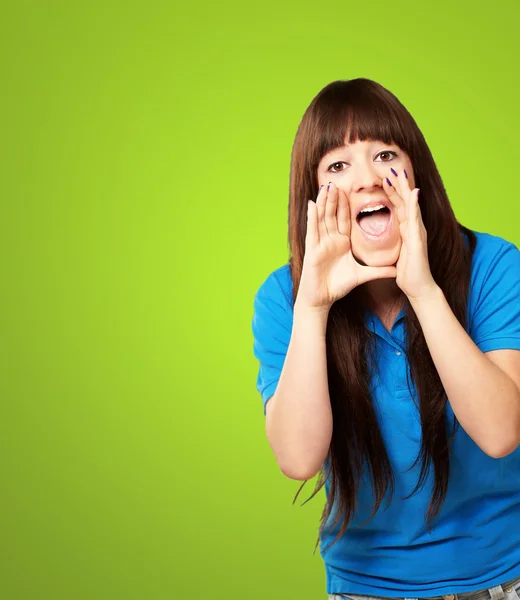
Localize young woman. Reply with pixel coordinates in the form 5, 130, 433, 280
251, 78, 520, 600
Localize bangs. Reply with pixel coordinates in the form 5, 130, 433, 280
310, 82, 415, 168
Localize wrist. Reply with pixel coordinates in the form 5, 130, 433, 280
294, 297, 331, 323
408, 283, 444, 313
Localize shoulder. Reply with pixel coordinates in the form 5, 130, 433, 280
465, 229, 520, 348
469, 229, 519, 276
253, 263, 294, 312
466, 229, 519, 298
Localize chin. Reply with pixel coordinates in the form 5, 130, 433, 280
352, 241, 401, 268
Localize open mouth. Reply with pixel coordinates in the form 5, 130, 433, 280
356, 205, 392, 237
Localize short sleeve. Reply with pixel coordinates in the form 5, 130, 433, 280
469, 237, 520, 353
251, 268, 293, 415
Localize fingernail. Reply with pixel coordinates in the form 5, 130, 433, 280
327, 182, 331, 190
386, 177, 392, 187
390, 168, 397, 177
417, 188, 420, 198
404, 169, 408, 179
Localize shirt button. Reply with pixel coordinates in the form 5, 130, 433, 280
395, 350, 402, 356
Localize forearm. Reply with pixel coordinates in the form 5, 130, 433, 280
410, 285, 520, 458
266, 297, 333, 480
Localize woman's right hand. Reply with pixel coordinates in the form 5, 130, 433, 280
297, 182, 398, 311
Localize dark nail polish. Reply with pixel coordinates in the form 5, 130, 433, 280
417, 189, 420, 198
386, 177, 392, 187
327, 182, 331, 190
404, 169, 408, 179
390, 168, 397, 177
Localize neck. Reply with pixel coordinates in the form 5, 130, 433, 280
359, 278, 404, 314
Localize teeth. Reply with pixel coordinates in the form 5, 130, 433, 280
360, 204, 386, 214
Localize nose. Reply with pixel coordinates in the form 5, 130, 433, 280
350, 161, 383, 193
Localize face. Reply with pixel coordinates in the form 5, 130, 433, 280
316, 138, 416, 267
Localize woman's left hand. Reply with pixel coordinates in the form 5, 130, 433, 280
383, 169, 438, 302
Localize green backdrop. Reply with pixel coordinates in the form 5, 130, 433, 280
1, 1, 519, 598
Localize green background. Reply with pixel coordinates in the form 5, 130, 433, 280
1, 1, 518, 598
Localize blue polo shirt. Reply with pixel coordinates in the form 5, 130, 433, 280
251, 230, 520, 597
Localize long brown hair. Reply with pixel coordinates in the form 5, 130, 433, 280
287, 79, 476, 554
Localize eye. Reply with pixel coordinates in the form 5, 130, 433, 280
375, 150, 397, 162
327, 150, 398, 173
327, 162, 348, 173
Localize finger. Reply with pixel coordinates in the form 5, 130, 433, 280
397, 168, 411, 194
336, 188, 350, 236
305, 200, 319, 249
389, 167, 411, 200
316, 184, 329, 239
357, 265, 398, 285
383, 176, 406, 223
415, 189, 427, 232
316, 183, 326, 208
408, 188, 421, 222
325, 182, 338, 234
385, 172, 406, 210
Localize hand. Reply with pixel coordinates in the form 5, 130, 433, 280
383, 169, 438, 301
298, 182, 398, 311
